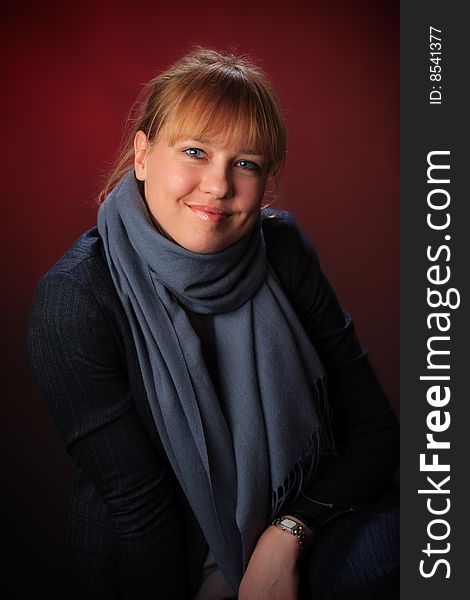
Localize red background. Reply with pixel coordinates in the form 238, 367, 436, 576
1, 0, 398, 593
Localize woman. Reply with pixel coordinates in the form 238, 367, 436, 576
27, 47, 399, 599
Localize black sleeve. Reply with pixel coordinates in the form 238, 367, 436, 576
266, 213, 399, 530
26, 270, 187, 598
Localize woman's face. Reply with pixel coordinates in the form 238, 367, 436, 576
134, 129, 269, 254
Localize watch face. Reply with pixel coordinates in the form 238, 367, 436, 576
281, 518, 297, 529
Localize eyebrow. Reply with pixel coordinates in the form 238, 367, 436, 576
184, 137, 262, 156
240, 148, 263, 156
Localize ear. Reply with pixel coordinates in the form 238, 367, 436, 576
134, 130, 149, 181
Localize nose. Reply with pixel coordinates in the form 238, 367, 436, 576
199, 161, 233, 199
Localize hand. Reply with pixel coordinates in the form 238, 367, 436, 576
238, 517, 315, 600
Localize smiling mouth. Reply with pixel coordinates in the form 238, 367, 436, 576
187, 204, 232, 223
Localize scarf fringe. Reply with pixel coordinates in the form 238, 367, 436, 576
269, 376, 335, 521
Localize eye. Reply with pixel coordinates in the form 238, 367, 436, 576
237, 159, 260, 171
184, 147, 205, 159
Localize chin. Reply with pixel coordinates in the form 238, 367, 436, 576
197, 238, 235, 254
177, 235, 222, 255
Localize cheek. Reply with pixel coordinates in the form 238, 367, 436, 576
159, 168, 198, 198
239, 179, 266, 209
172, 171, 196, 192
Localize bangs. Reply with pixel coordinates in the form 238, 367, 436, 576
158, 80, 284, 173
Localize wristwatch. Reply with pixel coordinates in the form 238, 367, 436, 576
270, 516, 306, 552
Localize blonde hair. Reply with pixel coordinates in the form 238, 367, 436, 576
97, 47, 286, 204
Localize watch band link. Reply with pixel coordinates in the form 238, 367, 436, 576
270, 516, 306, 552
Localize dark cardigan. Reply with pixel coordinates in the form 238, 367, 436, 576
26, 209, 399, 599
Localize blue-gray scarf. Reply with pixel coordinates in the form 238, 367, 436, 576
97, 170, 332, 591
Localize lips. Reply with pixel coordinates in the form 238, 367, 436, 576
186, 204, 231, 223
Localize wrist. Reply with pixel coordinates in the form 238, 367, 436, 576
261, 523, 302, 565
270, 514, 316, 557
